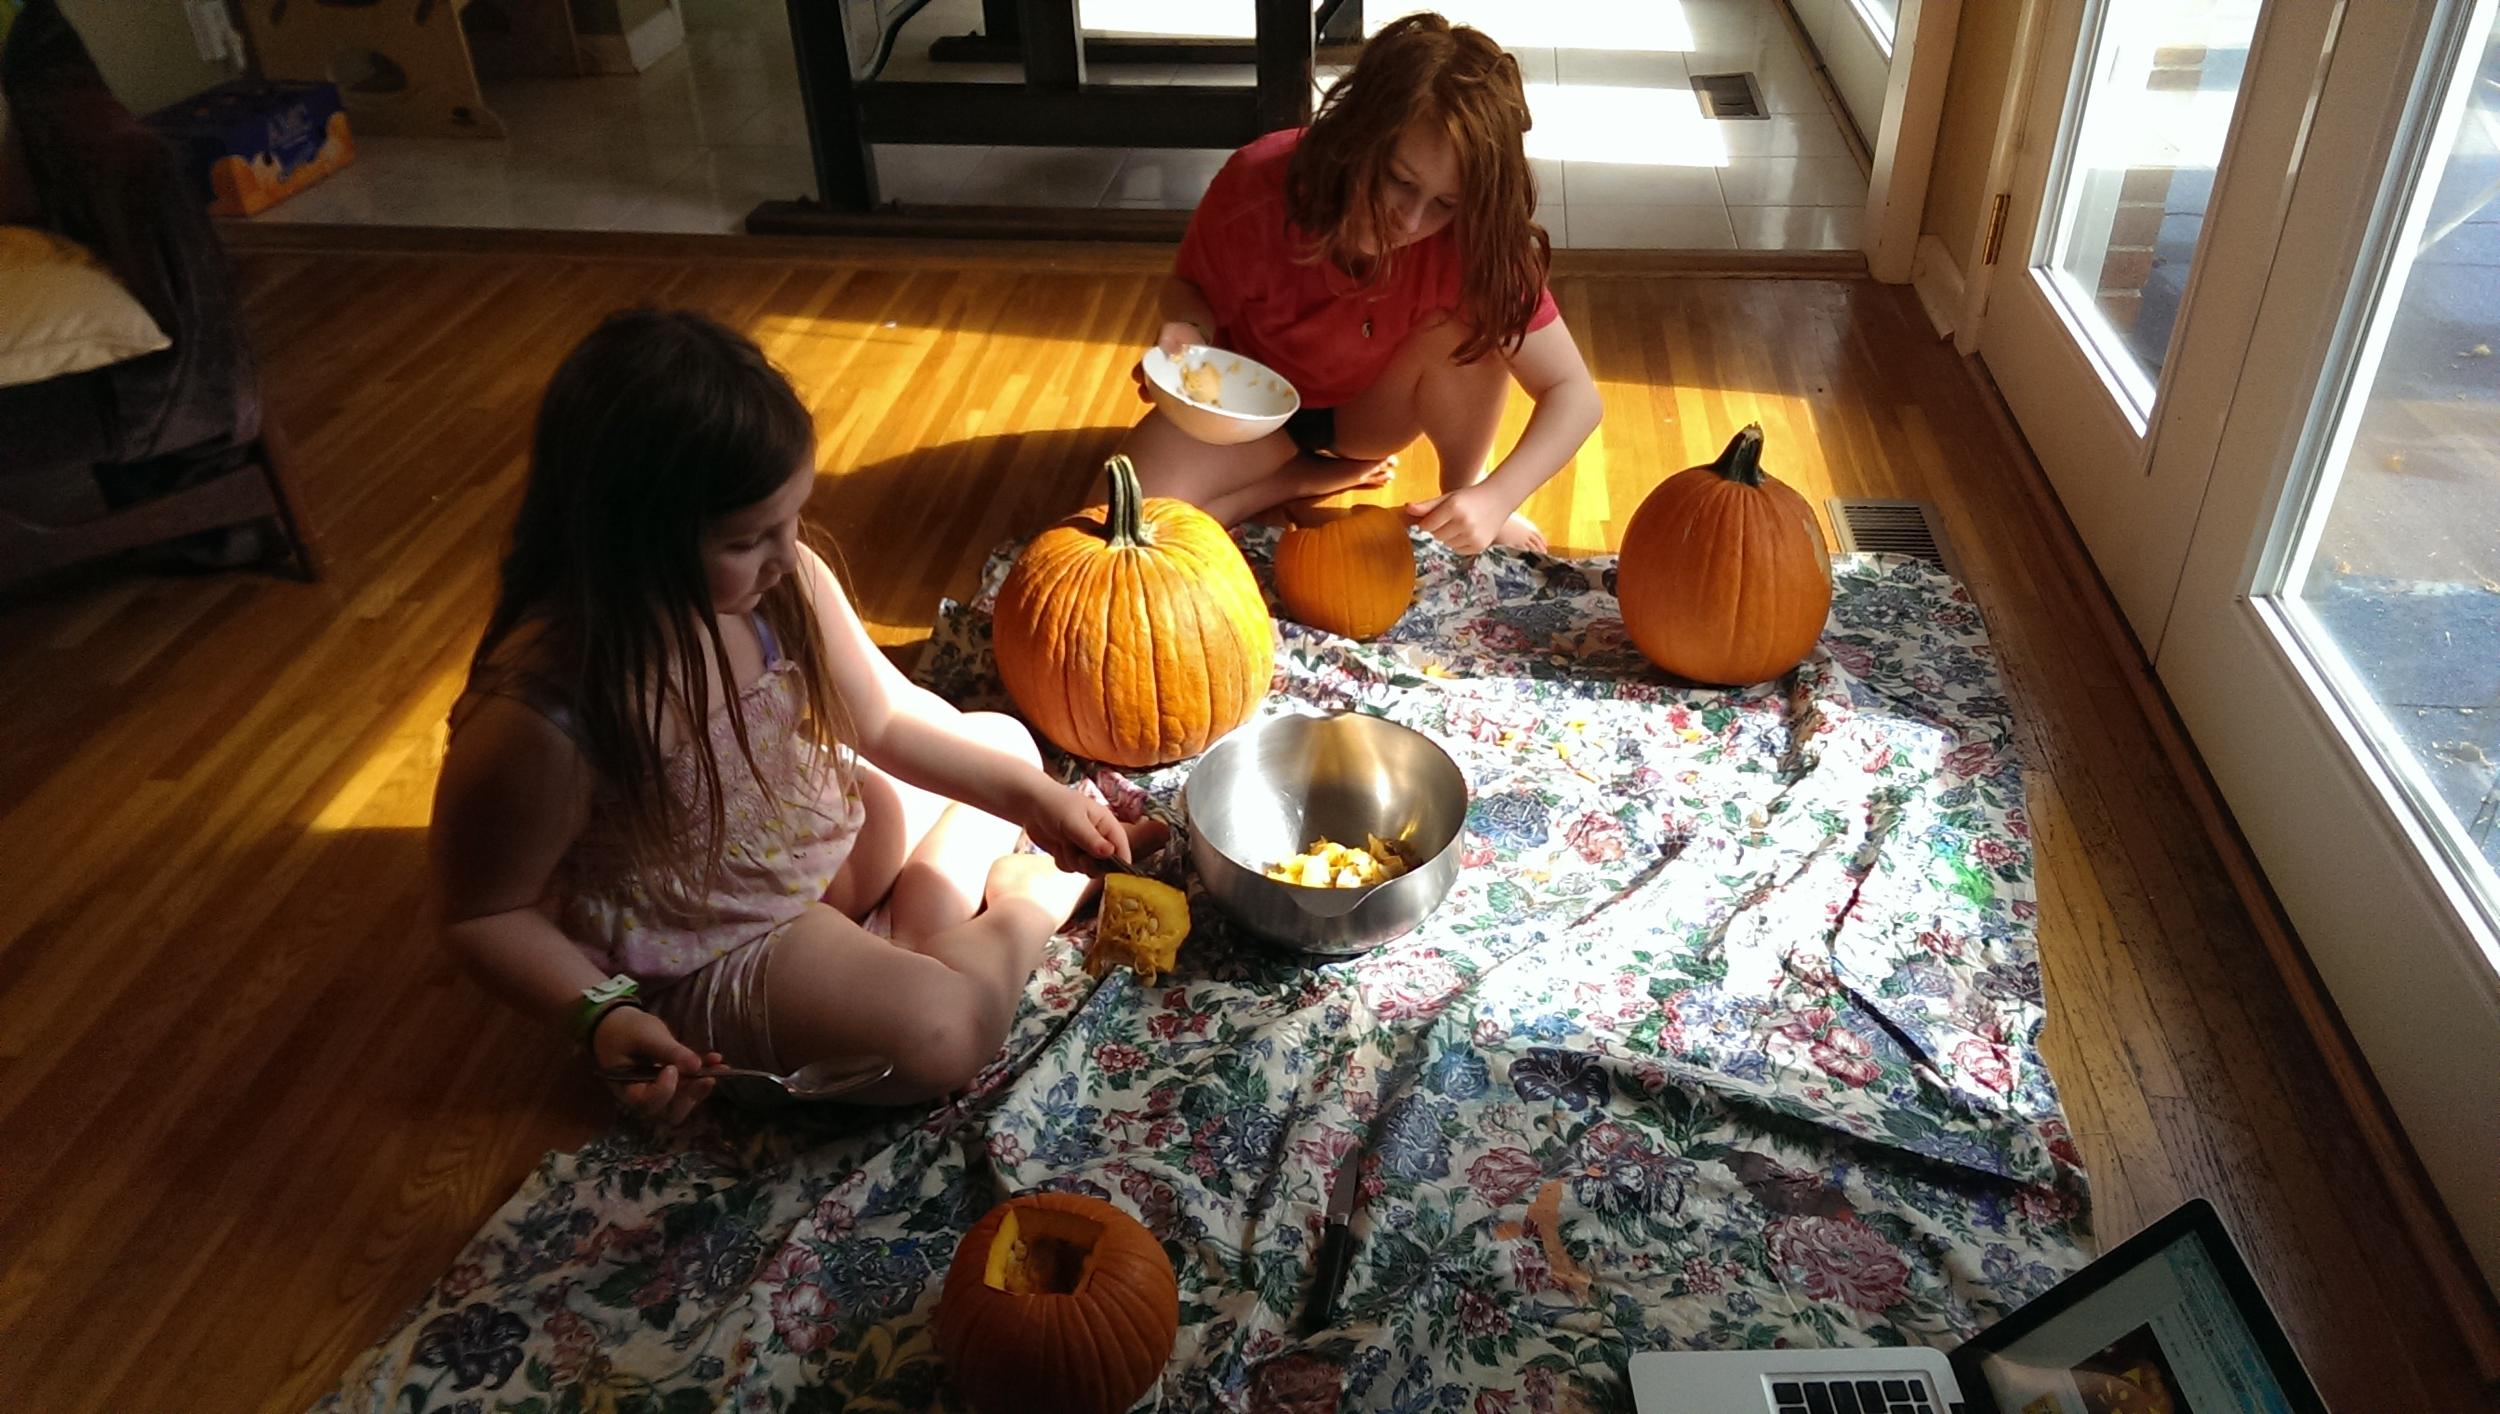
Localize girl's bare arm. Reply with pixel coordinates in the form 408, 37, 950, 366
794, 548, 1121, 864
431, 696, 715, 1117
1158, 275, 1220, 351
1481, 316, 1603, 511
432, 698, 611, 1016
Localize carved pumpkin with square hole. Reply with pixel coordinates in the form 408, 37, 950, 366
935, 1192, 1180, 1414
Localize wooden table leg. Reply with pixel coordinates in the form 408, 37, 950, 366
783, 0, 880, 211
257, 413, 326, 583
1017, 0, 1083, 87
1255, 0, 1317, 133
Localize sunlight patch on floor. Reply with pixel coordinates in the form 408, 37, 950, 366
1379, 0, 1696, 50
306, 674, 461, 834
1523, 82, 1729, 167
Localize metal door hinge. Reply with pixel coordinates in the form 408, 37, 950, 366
1983, 193, 2012, 265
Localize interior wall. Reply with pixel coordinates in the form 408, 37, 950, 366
1788, 0, 1894, 143
58, 0, 236, 114
1919, 0, 2025, 274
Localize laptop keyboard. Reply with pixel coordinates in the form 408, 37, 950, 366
1770, 1376, 1937, 1414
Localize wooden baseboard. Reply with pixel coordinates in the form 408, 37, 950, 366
220, 215, 1871, 279
1553, 247, 1868, 278
746, 200, 1195, 242
1911, 232, 1965, 339
217, 220, 1181, 272
1961, 352, 2500, 1380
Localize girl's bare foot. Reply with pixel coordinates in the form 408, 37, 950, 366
1277, 455, 1400, 526
1492, 511, 1547, 554
1285, 453, 1394, 501
984, 853, 1100, 932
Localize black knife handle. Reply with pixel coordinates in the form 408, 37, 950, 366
1299, 1220, 1356, 1335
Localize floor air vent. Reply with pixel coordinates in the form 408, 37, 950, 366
1826, 498, 1964, 579
1690, 72, 1767, 120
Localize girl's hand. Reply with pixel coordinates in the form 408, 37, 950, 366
1405, 483, 1518, 556
590, 1006, 720, 1126
1020, 780, 1131, 873
1130, 322, 1213, 404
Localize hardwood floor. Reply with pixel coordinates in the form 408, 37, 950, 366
1, 239, 2490, 1411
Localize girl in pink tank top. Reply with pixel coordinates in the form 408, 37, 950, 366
432, 310, 1157, 1125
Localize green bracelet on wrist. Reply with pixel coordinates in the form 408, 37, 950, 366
571, 973, 641, 1045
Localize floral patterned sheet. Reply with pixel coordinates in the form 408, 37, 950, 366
322, 529, 2093, 1414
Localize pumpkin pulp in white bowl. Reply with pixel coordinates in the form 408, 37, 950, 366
1141, 343, 1299, 446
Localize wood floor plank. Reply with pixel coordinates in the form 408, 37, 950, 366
1, 246, 2490, 1412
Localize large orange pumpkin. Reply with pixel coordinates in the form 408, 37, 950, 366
1615, 424, 1832, 685
935, 1192, 1180, 1414
993, 455, 1273, 767
1273, 503, 1417, 640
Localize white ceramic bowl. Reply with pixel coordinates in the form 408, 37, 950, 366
1141, 344, 1300, 446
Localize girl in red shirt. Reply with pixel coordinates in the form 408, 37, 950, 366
1120, 13, 1602, 554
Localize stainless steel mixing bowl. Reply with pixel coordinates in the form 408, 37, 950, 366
1183, 711, 1471, 957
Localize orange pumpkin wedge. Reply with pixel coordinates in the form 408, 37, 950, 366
1087, 873, 1191, 984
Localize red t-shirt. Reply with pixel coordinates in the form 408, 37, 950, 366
1174, 128, 1560, 409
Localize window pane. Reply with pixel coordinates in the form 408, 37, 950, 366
2043, 0, 2263, 409
1851, 0, 1903, 50
2290, 10, 2500, 892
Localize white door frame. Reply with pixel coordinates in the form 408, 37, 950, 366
1865, 0, 1965, 281
1907, 0, 2055, 352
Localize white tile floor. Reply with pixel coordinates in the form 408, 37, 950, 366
250, 0, 1868, 251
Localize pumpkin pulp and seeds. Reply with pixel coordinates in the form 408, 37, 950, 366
982, 1207, 1102, 1296
1266, 832, 1419, 889
1179, 360, 1224, 407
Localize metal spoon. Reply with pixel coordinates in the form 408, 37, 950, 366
595, 1055, 895, 1101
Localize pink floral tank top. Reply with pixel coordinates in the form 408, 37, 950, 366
474, 614, 867, 982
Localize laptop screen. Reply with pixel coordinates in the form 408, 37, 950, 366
1958, 1202, 2323, 1414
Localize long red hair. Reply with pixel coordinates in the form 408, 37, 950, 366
1285, 12, 1549, 364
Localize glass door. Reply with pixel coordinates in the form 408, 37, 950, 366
2035, 0, 2264, 419
1976, 0, 2328, 652
2277, 7, 2500, 917
2162, 0, 2500, 1286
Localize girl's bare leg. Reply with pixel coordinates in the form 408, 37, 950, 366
1114, 408, 1391, 526
764, 864, 1096, 1104
775, 803, 1167, 1104
1335, 317, 1544, 551
825, 711, 1033, 944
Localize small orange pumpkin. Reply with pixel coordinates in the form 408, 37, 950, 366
1273, 503, 1417, 640
1615, 424, 1832, 685
935, 1192, 1180, 1414
993, 456, 1274, 767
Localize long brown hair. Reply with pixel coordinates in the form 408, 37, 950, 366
1285, 12, 1550, 363
470, 308, 854, 904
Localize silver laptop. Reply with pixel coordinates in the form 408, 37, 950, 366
1629, 1199, 2326, 1414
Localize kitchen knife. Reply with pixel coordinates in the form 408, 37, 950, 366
1298, 1139, 1365, 1335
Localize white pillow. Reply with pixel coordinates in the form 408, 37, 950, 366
0, 224, 171, 388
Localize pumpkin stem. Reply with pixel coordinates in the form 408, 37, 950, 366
1712, 424, 1768, 487
1102, 455, 1153, 549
